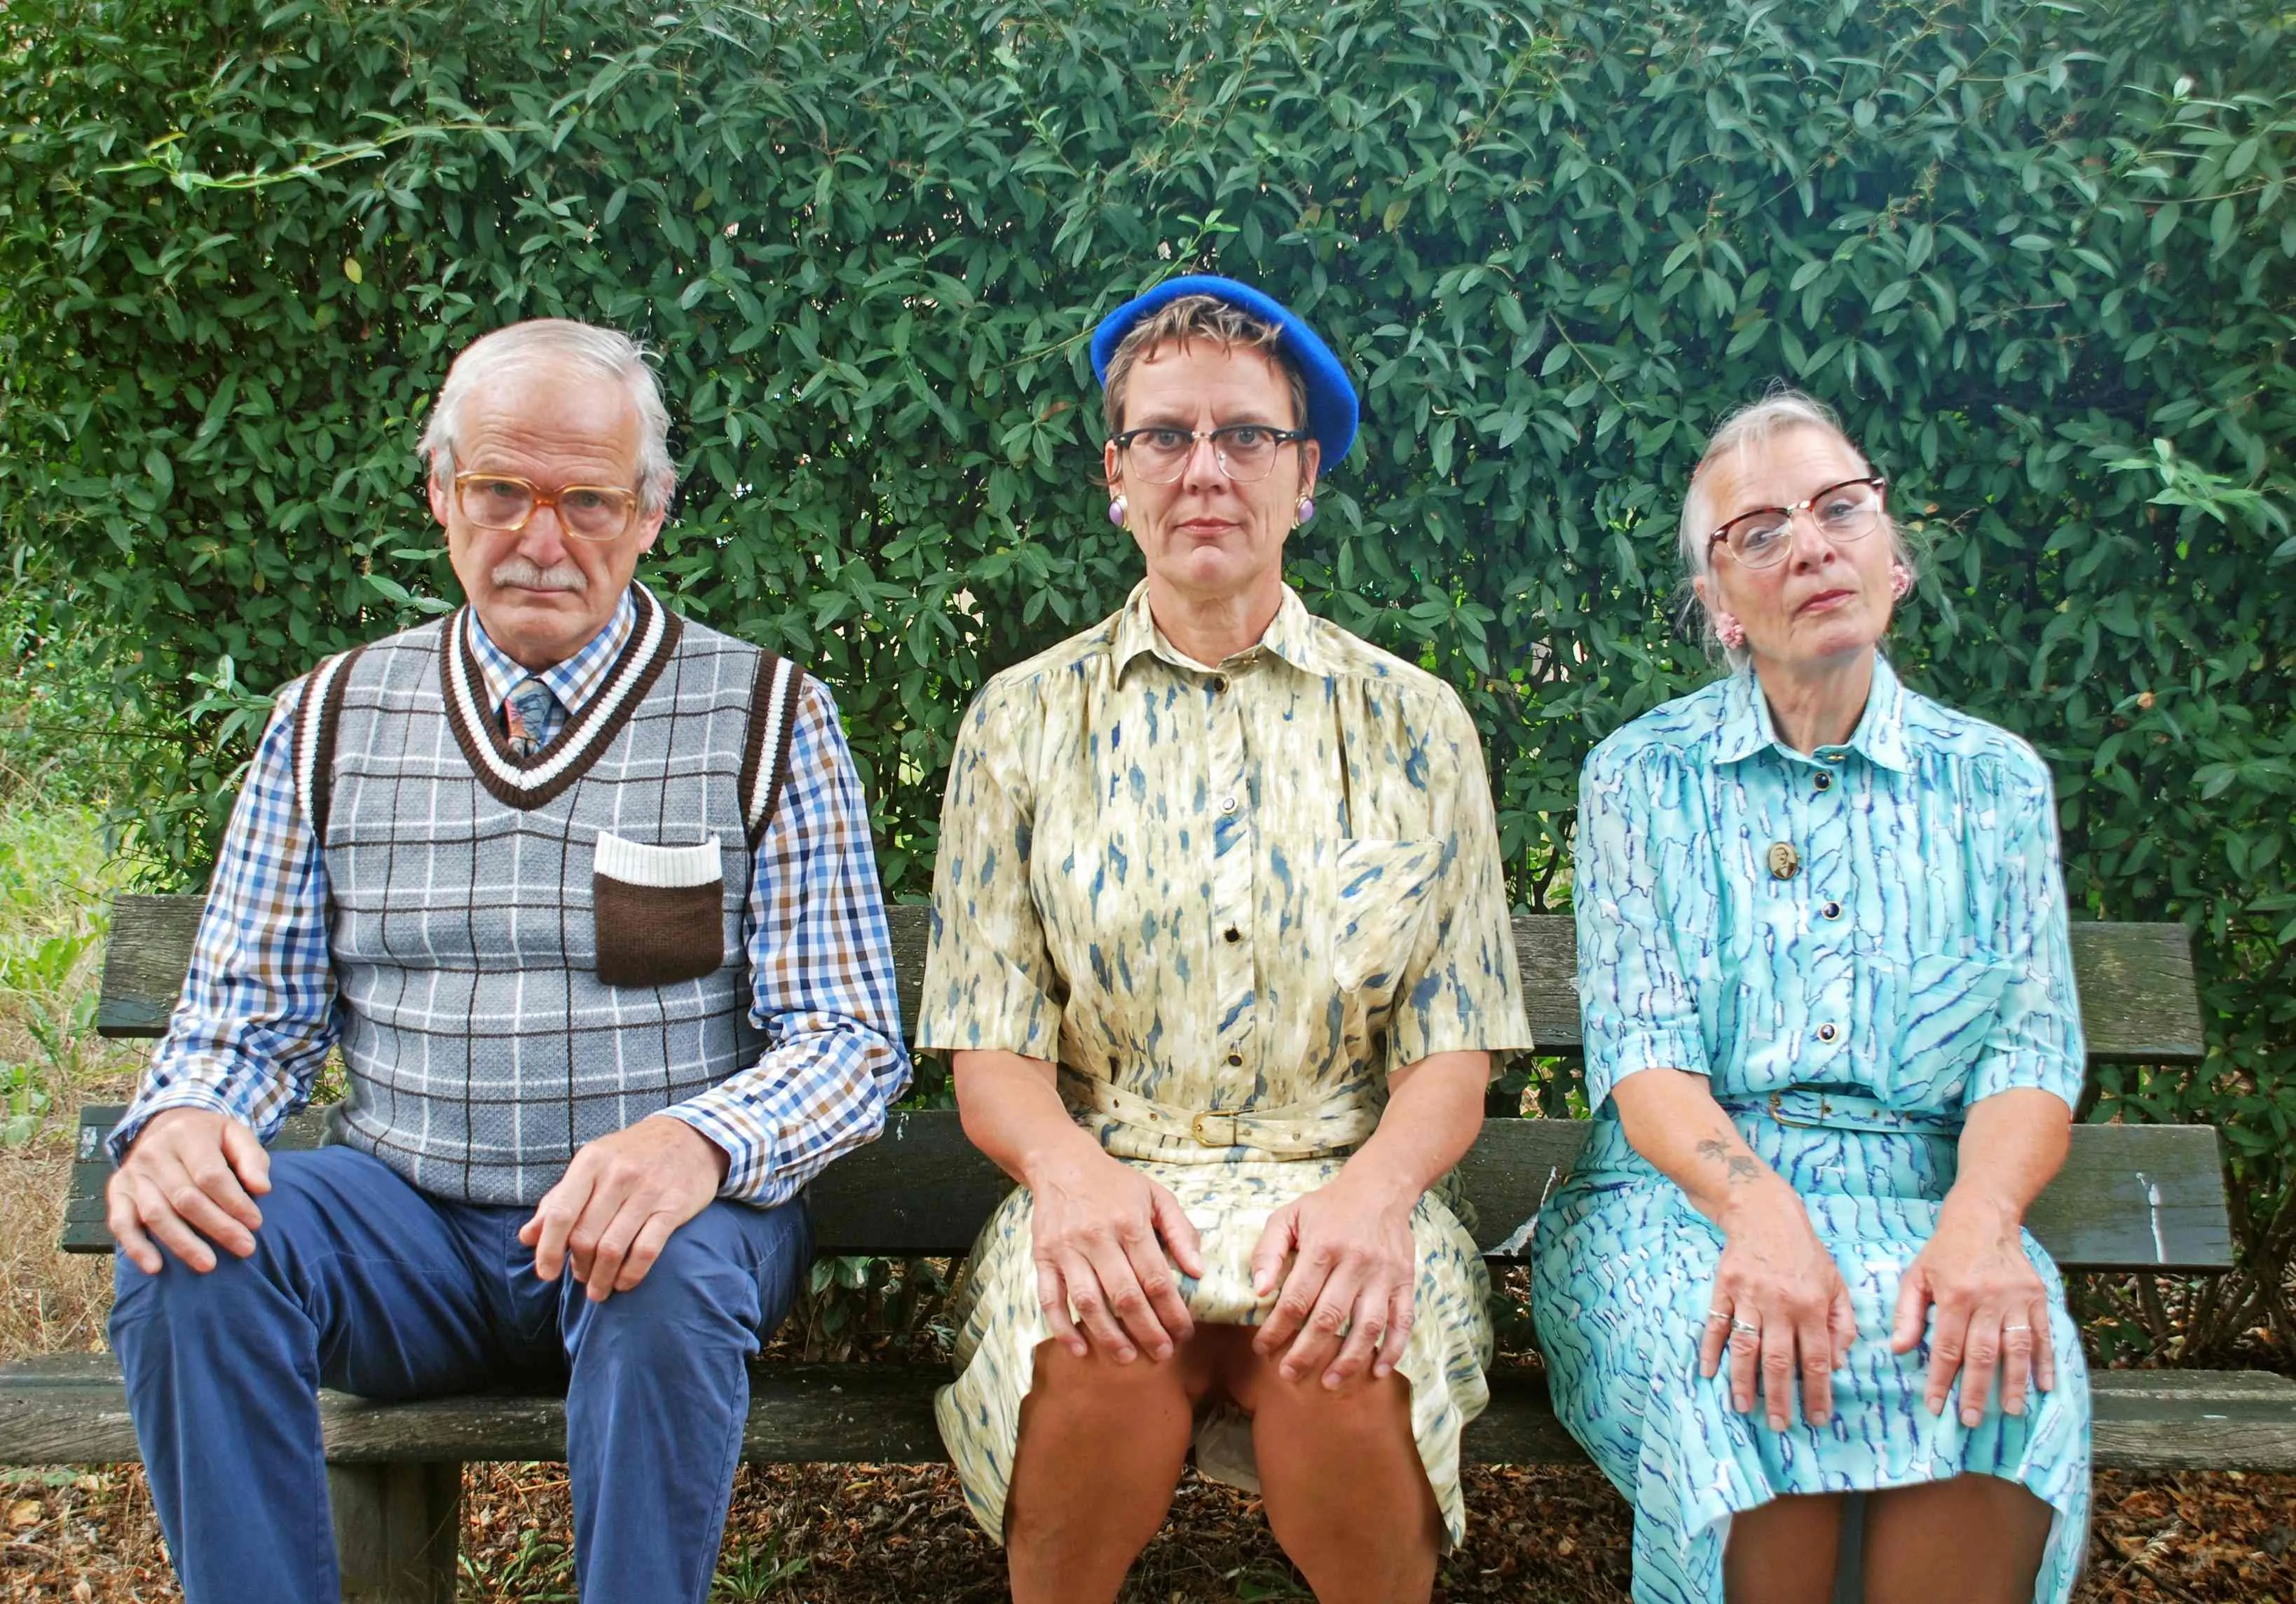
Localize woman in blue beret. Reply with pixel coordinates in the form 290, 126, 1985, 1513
1531, 390, 2092, 1603
915, 277, 1531, 1602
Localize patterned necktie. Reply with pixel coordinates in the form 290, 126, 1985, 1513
500, 676, 557, 759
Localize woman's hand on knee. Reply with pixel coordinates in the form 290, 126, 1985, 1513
1699, 1179, 1857, 1431
1892, 1198, 2056, 1427
1030, 1151, 1204, 1364
1248, 1170, 1417, 1390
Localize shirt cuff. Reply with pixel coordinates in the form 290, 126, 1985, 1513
106, 1083, 257, 1165
655, 1097, 774, 1202
1967, 1051, 2081, 1113
1585, 1027, 1711, 1113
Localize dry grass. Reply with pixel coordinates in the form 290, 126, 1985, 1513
0, 797, 141, 1369
0, 1144, 118, 1366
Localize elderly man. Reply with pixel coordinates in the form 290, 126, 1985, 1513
104, 318, 910, 1603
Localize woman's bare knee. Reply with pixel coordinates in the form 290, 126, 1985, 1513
1239, 1354, 1437, 1603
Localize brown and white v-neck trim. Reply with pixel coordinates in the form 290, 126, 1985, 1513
439, 586, 683, 810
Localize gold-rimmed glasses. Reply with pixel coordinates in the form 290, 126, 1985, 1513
451, 472, 643, 542
1707, 476, 1889, 570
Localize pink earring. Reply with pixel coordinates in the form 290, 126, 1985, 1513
1108, 496, 1127, 528
1294, 495, 1316, 526
1712, 611, 1747, 650
1890, 561, 1913, 600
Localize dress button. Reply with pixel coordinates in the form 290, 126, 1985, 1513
1225, 1051, 1244, 1067
1817, 1022, 1840, 1043
1223, 926, 1242, 943
1210, 676, 1227, 694
1219, 795, 1238, 815
1822, 900, 1843, 921
1814, 771, 1833, 792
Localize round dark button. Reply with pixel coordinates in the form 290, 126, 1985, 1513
1225, 1052, 1244, 1067
1223, 927, 1242, 943
1817, 1022, 1839, 1043
1822, 900, 1843, 921
1814, 771, 1833, 791
1210, 676, 1227, 694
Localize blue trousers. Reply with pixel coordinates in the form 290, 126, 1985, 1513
109, 1145, 810, 1604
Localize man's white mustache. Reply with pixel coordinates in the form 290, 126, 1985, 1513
491, 558, 588, 592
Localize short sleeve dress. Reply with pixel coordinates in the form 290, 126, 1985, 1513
1529, 654, 2092, 1602
916, 580, 1531, 1545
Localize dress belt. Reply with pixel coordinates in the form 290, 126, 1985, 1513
1718, 1086, 1962, 1136
1058, 1069, 1380, 1156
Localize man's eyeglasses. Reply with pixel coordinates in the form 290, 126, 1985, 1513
452, 473, 642, 542
1112, 425, 1311, 485
1707, 476, 1889, 570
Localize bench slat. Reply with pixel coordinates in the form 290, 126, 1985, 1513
4, 1353, 2289, 1473
95, 897, 2208, 1064
60, 1104, 2234, 1272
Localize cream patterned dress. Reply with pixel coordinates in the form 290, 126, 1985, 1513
916, 580, 1530, 1545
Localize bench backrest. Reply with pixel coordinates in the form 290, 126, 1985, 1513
96, 898, 2208, 1063
77, 896, 2227, 1273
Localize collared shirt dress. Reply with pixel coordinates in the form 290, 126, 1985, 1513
916, 581, 1531, 1544
1529, 654, 2092, 1603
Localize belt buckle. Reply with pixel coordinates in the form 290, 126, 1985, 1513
1191, 1111, 1241, 1148
1765, 1090, 1831, 1130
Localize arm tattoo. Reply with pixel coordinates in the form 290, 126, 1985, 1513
1695, 1135, 1764, 1186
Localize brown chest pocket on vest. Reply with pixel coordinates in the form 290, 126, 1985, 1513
592, 832, 727, 988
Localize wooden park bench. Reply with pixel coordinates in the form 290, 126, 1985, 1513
4, 895, 2294, 1603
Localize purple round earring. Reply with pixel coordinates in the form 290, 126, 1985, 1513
1294, 495, 1316, 526
1108, 496, 1127, 528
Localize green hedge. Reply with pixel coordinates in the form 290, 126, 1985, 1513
4, 0, 2292, 1355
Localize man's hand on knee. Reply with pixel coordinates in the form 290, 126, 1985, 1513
106, 1109, 272, 1275
520, 1116, 730, 1303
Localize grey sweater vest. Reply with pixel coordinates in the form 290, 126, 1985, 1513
289, 587, 805, 1205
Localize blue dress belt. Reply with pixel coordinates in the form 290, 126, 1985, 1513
1715, 1086, 1962, 1136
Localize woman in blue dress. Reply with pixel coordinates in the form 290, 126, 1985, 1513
1531, 390, 2090, 1603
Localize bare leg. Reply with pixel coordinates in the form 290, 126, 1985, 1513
1004, 1336, 1214, 1604
1723, 1492, 1846, 1604
1217, 1329, 1442, 1604
1863, 1474, 2052, 1604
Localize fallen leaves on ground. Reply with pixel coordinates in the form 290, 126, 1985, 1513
4, 1461, 2294, 1602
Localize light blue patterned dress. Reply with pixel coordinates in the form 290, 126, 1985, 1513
1530, 654, 2091, 1603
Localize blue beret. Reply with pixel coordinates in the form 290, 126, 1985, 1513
1090, 275, 1359, 467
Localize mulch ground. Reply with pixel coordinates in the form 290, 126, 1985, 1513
6, 1457, 2293, 1602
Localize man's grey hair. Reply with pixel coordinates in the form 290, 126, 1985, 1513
1675, 387, 1915, 670
418, 320, 677, 516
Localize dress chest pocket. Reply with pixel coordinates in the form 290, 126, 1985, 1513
592, 832, 729, 988
1322, 836, 1447, 995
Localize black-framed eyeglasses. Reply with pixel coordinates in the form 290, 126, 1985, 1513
1111, 424, 1311, 484
1707, 476, 1889, 570
452, 472, 642, 543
